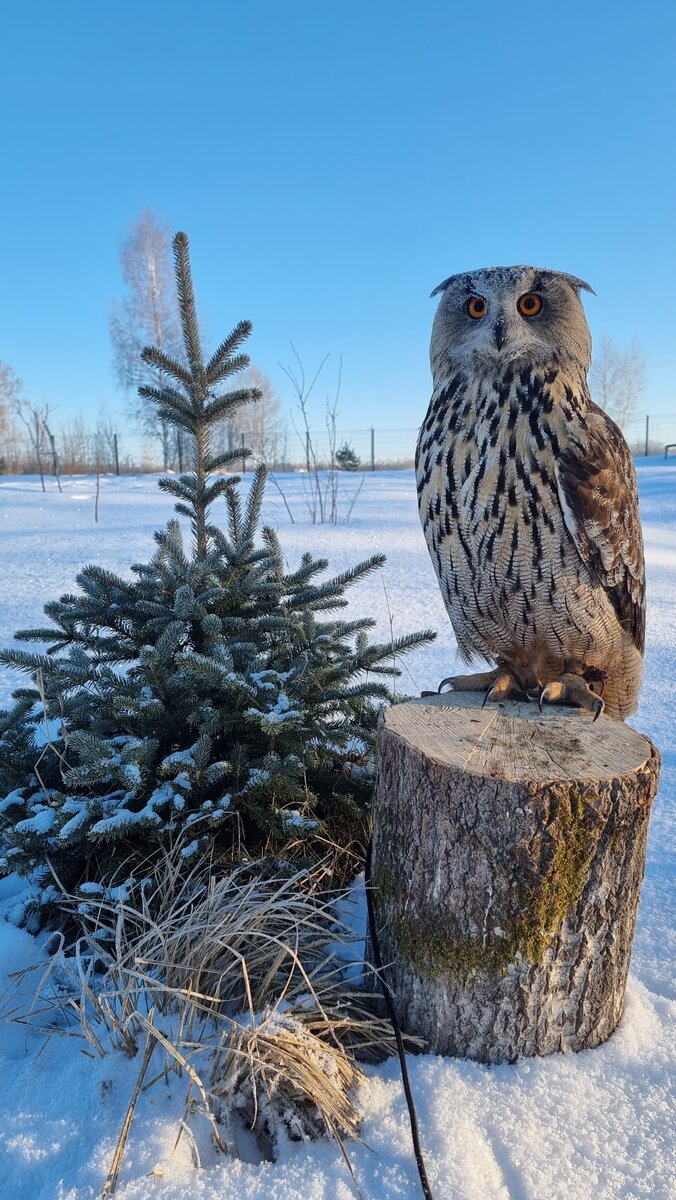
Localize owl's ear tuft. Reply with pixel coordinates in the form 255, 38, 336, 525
560, 272, 597, 298
430, 274, 460, 299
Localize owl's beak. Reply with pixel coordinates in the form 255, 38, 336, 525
493, 318, 506, 351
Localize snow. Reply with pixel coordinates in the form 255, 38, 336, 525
0, 789, 30, 814
248, 692, 302, 724
161, 748, 198, 769
14, 808, 56, 835
283, 810, 319, 830
0, 466, 675, 1198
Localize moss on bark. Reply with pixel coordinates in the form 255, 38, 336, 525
388, 790, 603, 981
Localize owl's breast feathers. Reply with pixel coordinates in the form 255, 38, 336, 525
415, 362, 645, 712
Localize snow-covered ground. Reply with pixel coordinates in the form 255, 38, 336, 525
0, 465, 674, 1200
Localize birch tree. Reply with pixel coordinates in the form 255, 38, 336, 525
0, 362, 23, 471
109, 211, 182, 468
591, 334, 646, 431
213, 366, 286, 466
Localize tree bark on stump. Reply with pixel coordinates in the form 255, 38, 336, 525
367, 692, 660, 1064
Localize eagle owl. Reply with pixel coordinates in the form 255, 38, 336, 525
415, 265, 645, 720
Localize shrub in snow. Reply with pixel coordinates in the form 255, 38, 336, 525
0, 233, 433, 922
335, 441, 361, 471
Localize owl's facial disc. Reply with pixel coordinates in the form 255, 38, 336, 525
430, 265, 593, 379
460, 289, 546, 355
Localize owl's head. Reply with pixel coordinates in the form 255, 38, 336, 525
429, 265, 594, 381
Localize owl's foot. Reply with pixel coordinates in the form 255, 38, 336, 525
538, 673, 604, 721
422, 668, 530, 704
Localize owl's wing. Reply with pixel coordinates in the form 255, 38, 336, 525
555, 401, 646, 653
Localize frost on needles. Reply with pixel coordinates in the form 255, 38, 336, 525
0, 232, 434, 920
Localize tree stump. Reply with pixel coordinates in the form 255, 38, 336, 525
368, 692, 660, 1063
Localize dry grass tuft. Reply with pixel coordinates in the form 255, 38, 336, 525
215, 1009, 363, 1149
1, 845, 407, 1191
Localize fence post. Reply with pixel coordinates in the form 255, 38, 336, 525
645, 415, 650, 457
113, 433, 120, 476
371, 427, 375, 471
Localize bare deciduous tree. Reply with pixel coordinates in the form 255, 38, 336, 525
591, 334, 646, 431
282, 348, 363, 524
95, 403, 120, 473
0, 361, 22, 411
59, 416, 94, 474
42, 416, 62, 491
109, 210, 182, 468
243, 366, 286, 465
12, 395, 52, 492
0, 361, 23, 472
212, 366, 286, 467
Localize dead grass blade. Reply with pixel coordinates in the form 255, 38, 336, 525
101, 1012, 157, 1198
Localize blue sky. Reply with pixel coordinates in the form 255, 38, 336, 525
1, 1, 675, 441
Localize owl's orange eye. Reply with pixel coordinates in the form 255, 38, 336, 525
517, 293, 543, 317
466, 296, 487, 319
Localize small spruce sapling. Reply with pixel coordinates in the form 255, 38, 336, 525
336, 442, 361, 471
0, 233, 434, 921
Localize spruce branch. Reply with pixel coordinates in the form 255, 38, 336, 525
204, 386, 261, 423
204, 449, 244, 473
137, 384, 196, 425
173, 232, 204, 377
243, 466, 268, 542
154, 408, 198, 437
205, 323, 254, 382
202, 478, 240, 507
140, 346, 192, 387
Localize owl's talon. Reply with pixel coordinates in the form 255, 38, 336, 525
538, 673, 605, 719
484, 674, 530, 704
437, 676, 457, 693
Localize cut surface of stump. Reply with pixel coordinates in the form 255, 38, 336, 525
368, 691, 660, 1063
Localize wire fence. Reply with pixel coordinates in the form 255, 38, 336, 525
6, 413, 675, 478
619, 414, 676, 457
290, 427, 418, 470
288, 414, 676, 470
